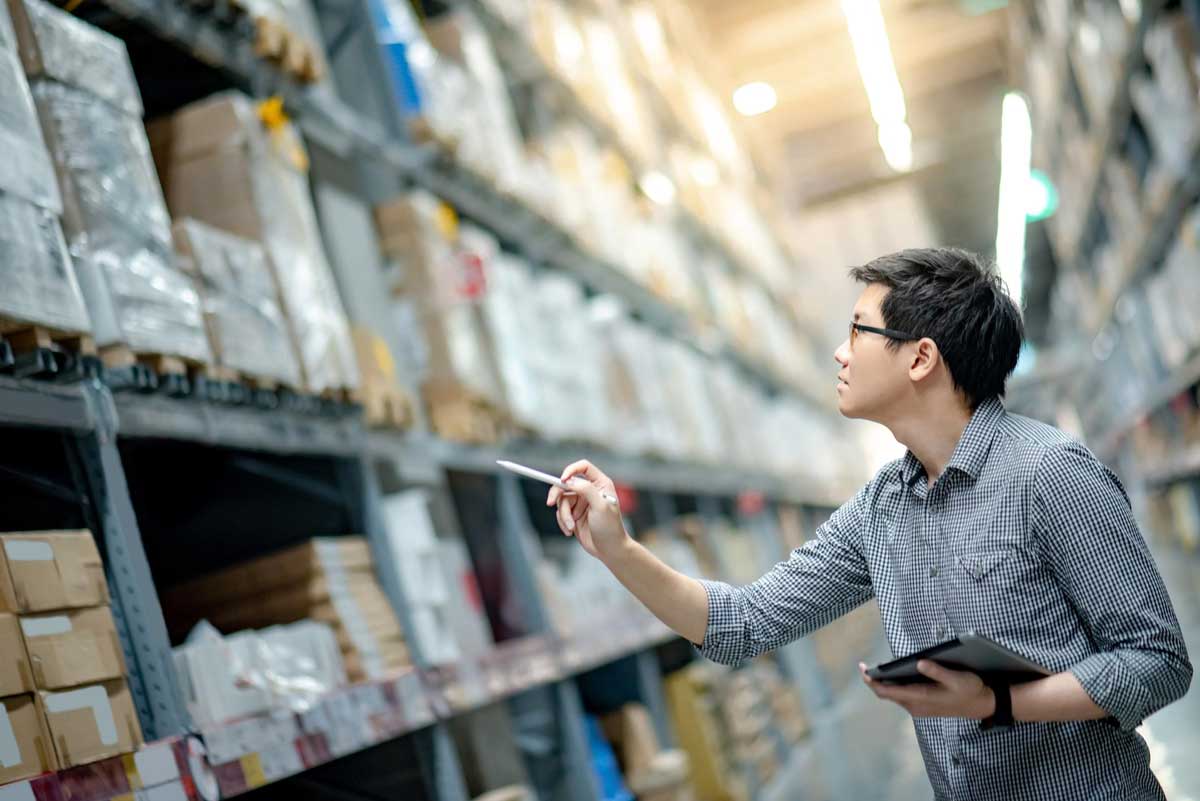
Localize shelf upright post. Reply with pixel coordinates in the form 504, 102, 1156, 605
70, 380, 192, 740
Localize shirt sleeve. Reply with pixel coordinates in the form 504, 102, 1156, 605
696, 482, 875, 665
1031, 442, 1193, 731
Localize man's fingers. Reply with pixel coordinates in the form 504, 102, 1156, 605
560, 460, 596, 482
915, 660, 956, 685
557, 499, 575, 534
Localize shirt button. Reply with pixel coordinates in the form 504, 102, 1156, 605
951, 754, 962, 766
929, 565, 940, 578
935, 625, 947, 640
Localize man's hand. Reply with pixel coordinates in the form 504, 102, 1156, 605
545, 460, 629, 563
859, 660, 996, 720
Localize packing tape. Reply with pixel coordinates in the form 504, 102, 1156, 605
20, 615, 72, 637
45, 686, 118, 745
0, 704, 21, 768
3, 541, 53, 562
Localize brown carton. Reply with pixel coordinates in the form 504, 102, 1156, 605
38, 678, 143, 768
162, 537, 372, 614
0, 694, 59, 783
0, 532, 108, 613
20, 607, 126, 689
0, 613, 33, 696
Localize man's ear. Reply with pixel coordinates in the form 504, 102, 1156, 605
908, 337, 940, 382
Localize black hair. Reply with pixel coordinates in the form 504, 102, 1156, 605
849, 247, 1024, 408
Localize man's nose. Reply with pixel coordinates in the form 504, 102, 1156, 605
834, 340, 850, 366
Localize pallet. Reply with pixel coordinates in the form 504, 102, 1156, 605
0, 320, 97, 380
361, 386, 413, 430
425, 386, 506, 445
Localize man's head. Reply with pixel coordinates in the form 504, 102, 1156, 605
834, 247, 1024, 423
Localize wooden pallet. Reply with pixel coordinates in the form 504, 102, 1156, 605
425, 385, 506, 444
0, 320, 96, 357
361, 385, 413, 430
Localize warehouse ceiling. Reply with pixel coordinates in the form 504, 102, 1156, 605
690, 0, 1012, 259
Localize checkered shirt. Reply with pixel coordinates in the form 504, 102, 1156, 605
698, 397, 1193, 801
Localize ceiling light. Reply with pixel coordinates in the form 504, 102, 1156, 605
639, 171, 677, 205
996, 92, 1033, 304
733, 82, 777, 116
877, 120, 913, 172
841, 0, 911, 172
689, 158, 720, 186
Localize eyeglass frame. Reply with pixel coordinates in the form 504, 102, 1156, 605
849, 321, 920, 347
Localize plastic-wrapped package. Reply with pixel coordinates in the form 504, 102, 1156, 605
0, 45, 59, 213
33, 82, 209, 360
7, 0, 142, 116
149, 92, 359, 392
174, 620, 346, 728
0, 191, 90, 332
173, 219, 302, 387
479, 253, 545, 431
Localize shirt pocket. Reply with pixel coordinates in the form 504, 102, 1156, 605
956, 548, 1014, 581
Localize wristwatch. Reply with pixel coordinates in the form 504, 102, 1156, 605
980, 677, 1014, 730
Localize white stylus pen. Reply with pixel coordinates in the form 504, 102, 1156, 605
496, 460, 619, 505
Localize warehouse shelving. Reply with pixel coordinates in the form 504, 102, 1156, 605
0, 375, 95, 431
1046, 0, 1161, 277
77, 0, 820, 405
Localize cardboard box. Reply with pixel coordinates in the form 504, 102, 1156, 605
38, 678, 142, 768
163, 537, 372, 613
0, 613, 33, 696
149, 91, 359, 393
601, 704, 661, 783
0, 531, 108, 613
21, 606, 126, 689
0, 693, 58, 783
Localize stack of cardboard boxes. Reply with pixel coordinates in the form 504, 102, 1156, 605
162, 537, 410, 683
0, 531, 143, 784
148, 91, 359, 395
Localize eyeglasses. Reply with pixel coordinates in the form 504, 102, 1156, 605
849, 321, 920, 348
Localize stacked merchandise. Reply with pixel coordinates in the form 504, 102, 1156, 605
601, 704, 694, 801
380, 491, 488, 666
240, 0, 328, 84
714, 668, 781, 788
173, 620, 347, 728
375, 193, 508, 442
149, 91, 359, 394
161, 537, 410, 683
0, 531, 144, 776
663, 665, 746, 801
350, 326, 415, 429
172, 219, 303, 389
9, 0, 209, 364
1131, 12, 1200, 191
756, 666, 808, 746
0, 1, 91, 342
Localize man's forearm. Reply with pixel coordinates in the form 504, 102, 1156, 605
1011, 671, 1108, 723
602, 537, 709, 644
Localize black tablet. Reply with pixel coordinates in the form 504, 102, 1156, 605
866, 632, 1052, 685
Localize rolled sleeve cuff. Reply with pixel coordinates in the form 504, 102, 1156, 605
1070, 653, 1152, 732
695, 579, 746, 665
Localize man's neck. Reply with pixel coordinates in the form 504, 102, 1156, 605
887, 401, 974, 486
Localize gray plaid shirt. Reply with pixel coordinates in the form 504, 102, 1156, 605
699, 397, 1192, 801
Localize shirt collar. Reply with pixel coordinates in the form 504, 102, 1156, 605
900, 396, 1005, 486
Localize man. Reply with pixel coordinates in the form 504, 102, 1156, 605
546, 248, 1192, 800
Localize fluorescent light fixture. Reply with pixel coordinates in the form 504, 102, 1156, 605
733, 82, 777, 116
877, 120, 913, 172
995, 92, 1032, 304
840, 0, 911, 172
689, 157, 721, 186
639, 171, 677, 205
